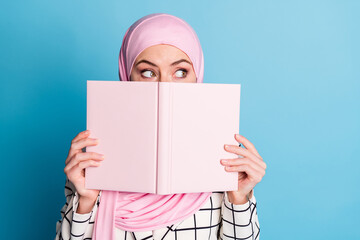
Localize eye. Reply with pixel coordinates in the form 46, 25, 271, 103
175, 69, 187, 78
141, 70, 156, 78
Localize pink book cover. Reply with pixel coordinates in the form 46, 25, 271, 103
85, 80, 241, 195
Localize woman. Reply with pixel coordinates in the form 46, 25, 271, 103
55, 13, 266, 240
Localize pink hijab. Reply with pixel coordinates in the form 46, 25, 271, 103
92, 13, 211, 239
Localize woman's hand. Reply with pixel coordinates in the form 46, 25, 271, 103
220, 134, 266, 204
64, 130, 105, 213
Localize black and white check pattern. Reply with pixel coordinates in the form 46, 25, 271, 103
55, 178, 260, 240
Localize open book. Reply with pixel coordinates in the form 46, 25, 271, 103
85, 80, 241, 195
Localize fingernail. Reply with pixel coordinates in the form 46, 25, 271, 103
224, 144, 230, 149
100, 154, 105, 159
84, 130, 90, 134
221, 159, 228, 164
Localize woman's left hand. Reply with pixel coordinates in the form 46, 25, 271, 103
220, 134, 266, 204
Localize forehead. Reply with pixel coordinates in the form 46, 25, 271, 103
134, 44, 192, 64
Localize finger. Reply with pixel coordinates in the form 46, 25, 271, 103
65, 130, 93, 164
65, 152, 104, 172
225, 164, 265, 183
224, 144, 262, 165
220, 157, 265, 172
66, 160, 102, 180
72, 130, 91, 144
234, 134, 262, 160
66, 138, 100, 164
71, 137, 99, 152
78, 160, 102, 170
221, 153, 266, 170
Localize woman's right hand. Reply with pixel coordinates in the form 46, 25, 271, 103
64, 130, 105, 213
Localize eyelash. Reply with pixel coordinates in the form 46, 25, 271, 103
140, 69, 156, 78
140, 69, 188, 79
175, 69, 188, 78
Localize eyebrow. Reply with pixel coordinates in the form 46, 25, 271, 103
170, 59, 192, 66
135, 59, 192, 67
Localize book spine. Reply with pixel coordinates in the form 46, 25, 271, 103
156, 83, 173, 194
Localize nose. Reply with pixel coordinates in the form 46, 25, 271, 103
158, 72, 172, 82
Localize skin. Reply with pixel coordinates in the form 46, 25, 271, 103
64, 44, 266, 214
130, 44, 196, 83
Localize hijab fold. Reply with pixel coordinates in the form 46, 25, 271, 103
92, 13, 211, 239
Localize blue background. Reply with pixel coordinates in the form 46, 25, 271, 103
1, 0, 359, 239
